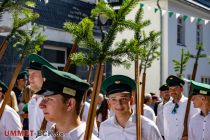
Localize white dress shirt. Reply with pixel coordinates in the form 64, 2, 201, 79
35, 122, 100, 140
132, 104, 156, 122
189, 112, 210, 140
163, 95, 199, 140
28, 95, 52, 140
156, 102, 164, 136
99, 112, 162, 140
83, 102, 99, 136
144, 104, 156, 122
0, 103, 23, 140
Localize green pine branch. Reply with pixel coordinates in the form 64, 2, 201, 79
13, 23, 47, 60
64, 0, 142, 69
188, 43, 206, 64
172, 48, 190, 77
0, 0, 36, 20
137, 31, 160, 71
4, 1, 39, 42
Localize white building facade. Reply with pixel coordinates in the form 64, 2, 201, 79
112, 0, 210, 95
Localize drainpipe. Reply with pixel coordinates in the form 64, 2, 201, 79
157, 0, 163, 86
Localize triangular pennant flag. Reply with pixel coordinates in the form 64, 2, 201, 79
190, 17, 195, 22
205, 19, 209, 25
183, 15, 188, 21
147, 6, 151, 11
154, 8, 159, 13
197, 18, 204, 24
140, 3, 144, 9
176, 13, 180, 19
168, 11, 174, 18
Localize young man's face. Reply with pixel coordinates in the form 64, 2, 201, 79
28, 69, 43, 92
39, 94, 68, 122
169, 86, 183, 101
160, 90, 170, 101
17, 78, 27, 88
191, 95, 204, 108
108, 92, 133, 115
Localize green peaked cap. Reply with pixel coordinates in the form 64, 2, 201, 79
191, 80, 210, 96
37, 65, 90, 101
28, 54, 57, 70
159, 84, 169, 91
101, 75, 136, 96
166, 75, 185, 87
17, 71, 28, 80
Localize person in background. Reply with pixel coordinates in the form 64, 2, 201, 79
13, 71, 28, 104
19, 85, 35, 140
163, 75, 198, 140
96, 98, 109, 129
156, 84, 171, 140
0, 80, 23, 140
0, 80, 19, 112
97, 93, 104, 109
144, 93, 156, 122
188, 81, 210, 140
27, 54, 57, 140
145, 93, 152, 106
151, 94, 161, 116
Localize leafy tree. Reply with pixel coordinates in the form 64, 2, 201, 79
0, 0, 39, 60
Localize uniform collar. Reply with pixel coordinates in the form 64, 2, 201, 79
200, 111, 210, 117
67, 122, 86, 139
113, 110, 135, 127
51, 122, 86, 139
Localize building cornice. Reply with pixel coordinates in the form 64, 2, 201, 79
177, 0, 210, 12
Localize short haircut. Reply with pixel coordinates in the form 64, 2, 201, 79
61, 93, 83, 115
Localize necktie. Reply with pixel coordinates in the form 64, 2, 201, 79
172, 103, 179, 114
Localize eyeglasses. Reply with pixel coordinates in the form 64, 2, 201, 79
109, 96, 131, 104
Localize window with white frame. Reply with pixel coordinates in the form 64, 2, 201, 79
201, 76, 210, 84
196, 23, 203, 44
43, 45, 67, 70
177, 17, 185, 45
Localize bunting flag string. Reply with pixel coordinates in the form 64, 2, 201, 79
139, 3, 210, 25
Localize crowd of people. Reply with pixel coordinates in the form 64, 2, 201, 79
0, 54, 210, 140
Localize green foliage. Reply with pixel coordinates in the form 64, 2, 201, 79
172, 48, 190, 77
0, 0, 39, 46
64, 17, 95, 45
0, 0, 35, 20
10, 5, 39, 38
64, 0, 143, 69
139, 31, 160, 71
13, 24, 47, 60
131, 7, 160, 73
188, 44, 206, 63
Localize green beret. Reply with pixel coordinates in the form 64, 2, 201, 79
166, 75, 185, 87
17, 71, 28, 80
28, 54, 56, 70
36, 65, 90, 101
101, 75, 136, 96
159, 84, 169, 91
0, 80, 8, 93
191, 80, 210, 96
